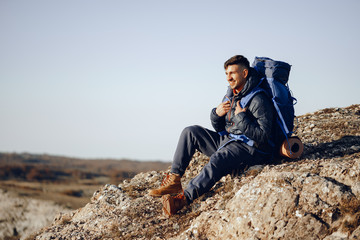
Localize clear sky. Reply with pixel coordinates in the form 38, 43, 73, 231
1, 0, 359, 161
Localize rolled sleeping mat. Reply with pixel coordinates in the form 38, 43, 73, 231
280, 136, 304, 159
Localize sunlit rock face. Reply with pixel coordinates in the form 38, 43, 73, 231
29, 105, 360, 240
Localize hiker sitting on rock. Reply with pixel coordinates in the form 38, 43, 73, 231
149, 55, 275, 216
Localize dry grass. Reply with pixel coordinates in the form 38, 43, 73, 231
0, 180, 100, 209
0, 152, 170, 209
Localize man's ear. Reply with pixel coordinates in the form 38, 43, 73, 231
243, 68, 249, 78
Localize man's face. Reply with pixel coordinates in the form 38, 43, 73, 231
225, 64, 248, 93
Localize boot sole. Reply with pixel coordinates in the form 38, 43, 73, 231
148, 191, 182, 197
148, 188, 183, 197
162, 196, 173, 217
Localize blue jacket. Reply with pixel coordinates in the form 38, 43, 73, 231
210, 68, 275, 153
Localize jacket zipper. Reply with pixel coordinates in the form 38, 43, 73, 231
227, 96, 237, 131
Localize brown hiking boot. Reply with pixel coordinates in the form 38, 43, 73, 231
148, 173, 182, 197
162, 192, 188, 217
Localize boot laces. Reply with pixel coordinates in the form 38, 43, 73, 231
160, 173, 171, 186
173, 190, 185, 200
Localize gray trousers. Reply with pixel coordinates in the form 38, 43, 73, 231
170, 125, 267, 202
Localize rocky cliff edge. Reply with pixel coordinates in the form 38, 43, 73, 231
28, 105, 360, 240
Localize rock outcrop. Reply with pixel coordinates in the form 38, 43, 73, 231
28, 105, 360, 240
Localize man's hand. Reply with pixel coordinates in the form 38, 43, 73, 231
235, 101, 247, 115
216, 101, 231, 117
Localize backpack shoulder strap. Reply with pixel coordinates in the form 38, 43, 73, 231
240, 86, 267, 108
240, 78, 269, 108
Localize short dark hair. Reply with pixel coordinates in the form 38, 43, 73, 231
224, 55, 250, 70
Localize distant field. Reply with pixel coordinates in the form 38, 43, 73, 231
0, 152, 171, 209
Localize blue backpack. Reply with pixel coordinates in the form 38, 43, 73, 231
240, 57, 299, 159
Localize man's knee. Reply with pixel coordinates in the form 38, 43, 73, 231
182, 125, 202, 134
181, 125, 203, 139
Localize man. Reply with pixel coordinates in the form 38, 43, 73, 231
149, 55, 275, 217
